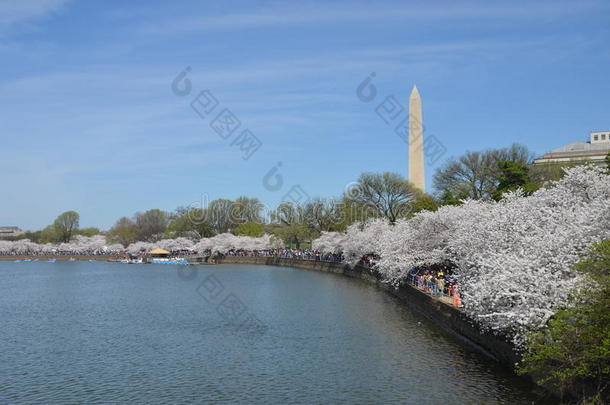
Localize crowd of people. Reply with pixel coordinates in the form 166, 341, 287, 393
357, 254, 379, 268
222, 248, 462, 307
224, 248, 344, 262
406, 267, 461, 306
4, 242, 462, 307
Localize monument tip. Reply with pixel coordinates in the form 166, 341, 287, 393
410, 85, 420, 98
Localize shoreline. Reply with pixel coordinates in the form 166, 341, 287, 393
1, 253, 560, 400
0, 253, 523, 366
211, 255, 520, 364
1, 253, 520, 364
212, 256, 560, 401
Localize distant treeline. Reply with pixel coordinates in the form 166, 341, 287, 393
8, 143, 605, 248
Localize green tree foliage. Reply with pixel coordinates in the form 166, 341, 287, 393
348, 172, 420, 223
518, 241, 610, 404
76, 227, 101, 237
107, 217, 138, 246
134, 209, 168, 241
166, 207, 215, 239
233, 222, 265, 237
270, 202, 317, 248
492, 160, 539, 201
410, 193, 439, 214
438, 190, 466, 206
207, 199, 234, 234
53, 211, 80, 243
271, 223, 314, 249
40, 225, 59, 243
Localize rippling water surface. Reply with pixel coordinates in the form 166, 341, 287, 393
0, 261, 554, 404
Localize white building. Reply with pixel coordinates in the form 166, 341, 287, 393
0, 226, 24, 239
533, 131, 610, 166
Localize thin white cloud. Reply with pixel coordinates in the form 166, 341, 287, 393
349, 36, 593, 59
140, 1, 604, 35
0, 0, 71, 37
0, 0, 69, 24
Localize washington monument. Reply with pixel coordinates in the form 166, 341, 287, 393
408, 85, 425, 192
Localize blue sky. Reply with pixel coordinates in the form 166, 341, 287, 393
1, 0, 609, 230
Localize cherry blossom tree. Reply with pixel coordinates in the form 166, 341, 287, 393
312, 231, 346, 253
157, 237, 195, 252
312, 165, 610, 347
0, 235, 126, 256
191, 233, 278, 255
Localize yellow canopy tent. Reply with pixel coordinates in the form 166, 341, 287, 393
149, 248, 170, 257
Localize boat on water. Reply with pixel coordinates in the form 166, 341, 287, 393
147, 248, 190, 265
106, 248, 191, 265
108, 257, 144, 264
150, 257, 190, 265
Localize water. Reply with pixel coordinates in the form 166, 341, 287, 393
0, 261, 553, 404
